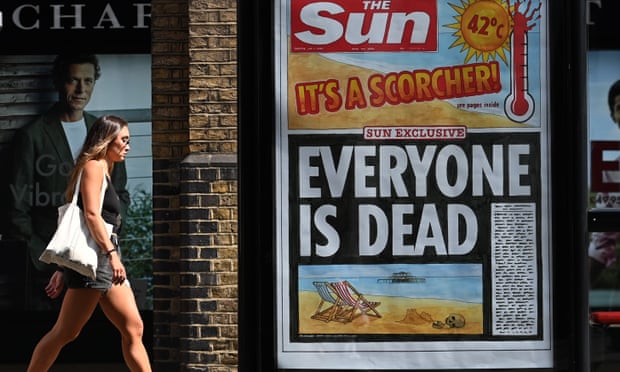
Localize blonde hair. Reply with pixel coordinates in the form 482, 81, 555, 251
65, 115, 128, 201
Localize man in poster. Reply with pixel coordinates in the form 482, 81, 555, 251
8, 53, 129, 310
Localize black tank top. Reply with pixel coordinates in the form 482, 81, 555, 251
101, 176, 122, 233
78, 175, 122, 233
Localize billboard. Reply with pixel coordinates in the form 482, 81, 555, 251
0, 0, 152, 312
275, 0, 552, 369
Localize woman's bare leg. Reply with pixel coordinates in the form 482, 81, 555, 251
100, 282, 152, 372
27, 288, 101, 372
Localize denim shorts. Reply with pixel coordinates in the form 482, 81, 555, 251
64, 238, 121, 293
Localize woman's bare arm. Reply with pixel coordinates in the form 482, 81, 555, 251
81, 159, 116, 254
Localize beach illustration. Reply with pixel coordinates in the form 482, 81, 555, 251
297, 264, 483, 335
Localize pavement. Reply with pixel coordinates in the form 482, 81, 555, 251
1, 364, 128, 371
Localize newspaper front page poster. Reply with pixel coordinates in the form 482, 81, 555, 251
275, 0, 552, 369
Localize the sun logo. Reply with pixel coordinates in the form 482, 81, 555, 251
445, 0, 513, 64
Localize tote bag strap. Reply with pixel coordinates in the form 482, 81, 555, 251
71, 171, 83, 206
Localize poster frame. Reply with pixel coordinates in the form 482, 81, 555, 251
238, 0, 588, 371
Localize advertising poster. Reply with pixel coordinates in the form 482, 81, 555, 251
275, 0, 553, 369
587, 7, 620, 370
0, 1, 152, 312
587, 50, 620, 308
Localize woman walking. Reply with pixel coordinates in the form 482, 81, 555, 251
27, 115, 151, 372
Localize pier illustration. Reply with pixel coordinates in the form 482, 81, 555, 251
377, 271, 426, 284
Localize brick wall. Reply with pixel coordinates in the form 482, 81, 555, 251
151, 0, 238, 370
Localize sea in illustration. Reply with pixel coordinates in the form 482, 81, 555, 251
298, 263, 482, 303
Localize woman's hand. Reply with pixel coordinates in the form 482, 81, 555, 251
108, 252, 126, 285
45, 270, 65, 299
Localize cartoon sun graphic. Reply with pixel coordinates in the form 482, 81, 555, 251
445, 0, 512, 64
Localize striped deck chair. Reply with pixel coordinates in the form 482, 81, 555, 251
329, 280, 381, 323
311, 281, 343, 322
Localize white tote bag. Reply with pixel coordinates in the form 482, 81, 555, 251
39, 169, 113, 279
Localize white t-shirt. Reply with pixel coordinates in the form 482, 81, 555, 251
61, 118, 87, 161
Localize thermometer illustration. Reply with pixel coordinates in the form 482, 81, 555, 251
504, 0, 541, 123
